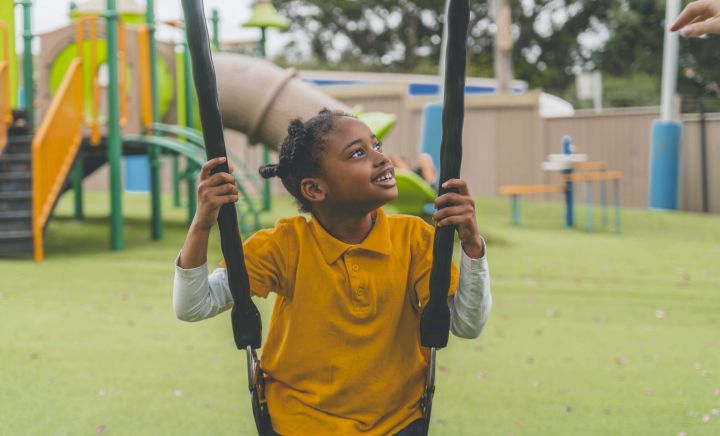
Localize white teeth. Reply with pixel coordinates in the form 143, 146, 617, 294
375, 172, 393, 182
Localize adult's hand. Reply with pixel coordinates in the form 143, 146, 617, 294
670, 0, 720, 37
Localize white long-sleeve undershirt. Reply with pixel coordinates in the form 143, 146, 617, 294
173, 248, 491, 339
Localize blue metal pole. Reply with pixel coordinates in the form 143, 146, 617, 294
649, 121, 682, 209
649, 0, 682, 210
562, 135, 574, 228
511, 195, 520, 225
601, 178, 608, 227
614, 179, 622, 234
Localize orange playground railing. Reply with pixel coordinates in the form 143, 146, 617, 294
31, 58, 85, 261
31, 15, 115, 261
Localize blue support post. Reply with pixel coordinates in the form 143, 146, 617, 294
511, 195, 520, 225
562, 135, 574, 228
650, 0, 682, 210
601, 178, 608, 227
420, 102, 444, 186
614, 179, 622, 234
649, 120, 682, 210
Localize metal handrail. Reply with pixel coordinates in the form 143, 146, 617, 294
151, 122, 263, 188
122, 134, 261, 235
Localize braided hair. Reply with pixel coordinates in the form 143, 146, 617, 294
259, 108, 353, 212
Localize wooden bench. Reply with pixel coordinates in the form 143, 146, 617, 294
499, 166, 623, 233
561, 170, 622, 233
498, 184, 565, 196
497, 184, 566, 225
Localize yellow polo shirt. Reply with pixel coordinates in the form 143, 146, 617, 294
242, 208, 459, 435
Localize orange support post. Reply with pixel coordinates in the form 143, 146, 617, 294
0, 21, 13, 155
76, 16, 102, 146
118, 19, 128, 127
137, 25, 153, 129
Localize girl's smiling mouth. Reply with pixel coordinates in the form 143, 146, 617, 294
371, 167, 396, 187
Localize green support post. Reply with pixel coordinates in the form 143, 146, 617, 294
173, 48, 186, 208
106, 0, 124, 250
183, 40, 198, 224
146, 0, 162, 240
71, 157, 84, 220
172, 154, 181, 207
0, 1, 17, 107
259, 27, 271, 211
244, 3, 288, 214
210, 9, 220, 50
20, 0, 33, 129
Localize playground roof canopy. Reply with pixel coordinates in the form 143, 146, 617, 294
73, 0, 145, 16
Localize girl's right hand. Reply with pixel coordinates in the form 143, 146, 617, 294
194, 157, 239, 231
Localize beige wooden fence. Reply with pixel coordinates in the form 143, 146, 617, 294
329, 87, 720, 214
82, 82, 719, 215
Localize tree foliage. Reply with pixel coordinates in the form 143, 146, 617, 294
273, 0, 720, 109
274, 0, 615, 94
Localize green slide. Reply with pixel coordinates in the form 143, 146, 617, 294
390, 169, 436, 217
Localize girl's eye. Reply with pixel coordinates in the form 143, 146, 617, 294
350, 148, 365, 158
350, 142, 381, 159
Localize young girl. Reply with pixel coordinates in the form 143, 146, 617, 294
173, 109, 492, 436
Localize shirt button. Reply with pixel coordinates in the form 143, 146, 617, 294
357, 287, 364, 295
352, 264, 359, 272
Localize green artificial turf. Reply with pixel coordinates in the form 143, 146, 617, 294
1, 192, 719, 435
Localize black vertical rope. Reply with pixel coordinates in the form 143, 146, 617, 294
420, 0, 469, 348
180, 0, 262, 349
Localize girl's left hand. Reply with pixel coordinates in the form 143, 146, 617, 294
433, 179, 485, 258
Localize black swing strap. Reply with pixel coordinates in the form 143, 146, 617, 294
180, 2, 270, 434
419, 1, 469, 434
180, 0, 262, 350
420, 0, 470, 349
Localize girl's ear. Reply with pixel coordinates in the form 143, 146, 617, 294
300, 177, 326, 204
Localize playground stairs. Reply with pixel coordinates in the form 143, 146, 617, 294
0, 111, 33, 255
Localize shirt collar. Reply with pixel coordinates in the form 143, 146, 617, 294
310, 208, 393, 264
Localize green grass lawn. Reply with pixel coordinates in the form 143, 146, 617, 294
2, 192, 720, 435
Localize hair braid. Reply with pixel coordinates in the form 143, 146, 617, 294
257, 108, 355, 212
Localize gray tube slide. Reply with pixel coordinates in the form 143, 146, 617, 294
215, 53, 350, 150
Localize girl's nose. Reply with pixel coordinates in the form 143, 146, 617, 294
373, 149, 389, 166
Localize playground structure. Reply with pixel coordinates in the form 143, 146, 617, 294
0, 0, 400, 261
499, 136, 623, 234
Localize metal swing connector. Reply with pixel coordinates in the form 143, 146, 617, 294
420, 347, 437, 436
247, 346, 273, 435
